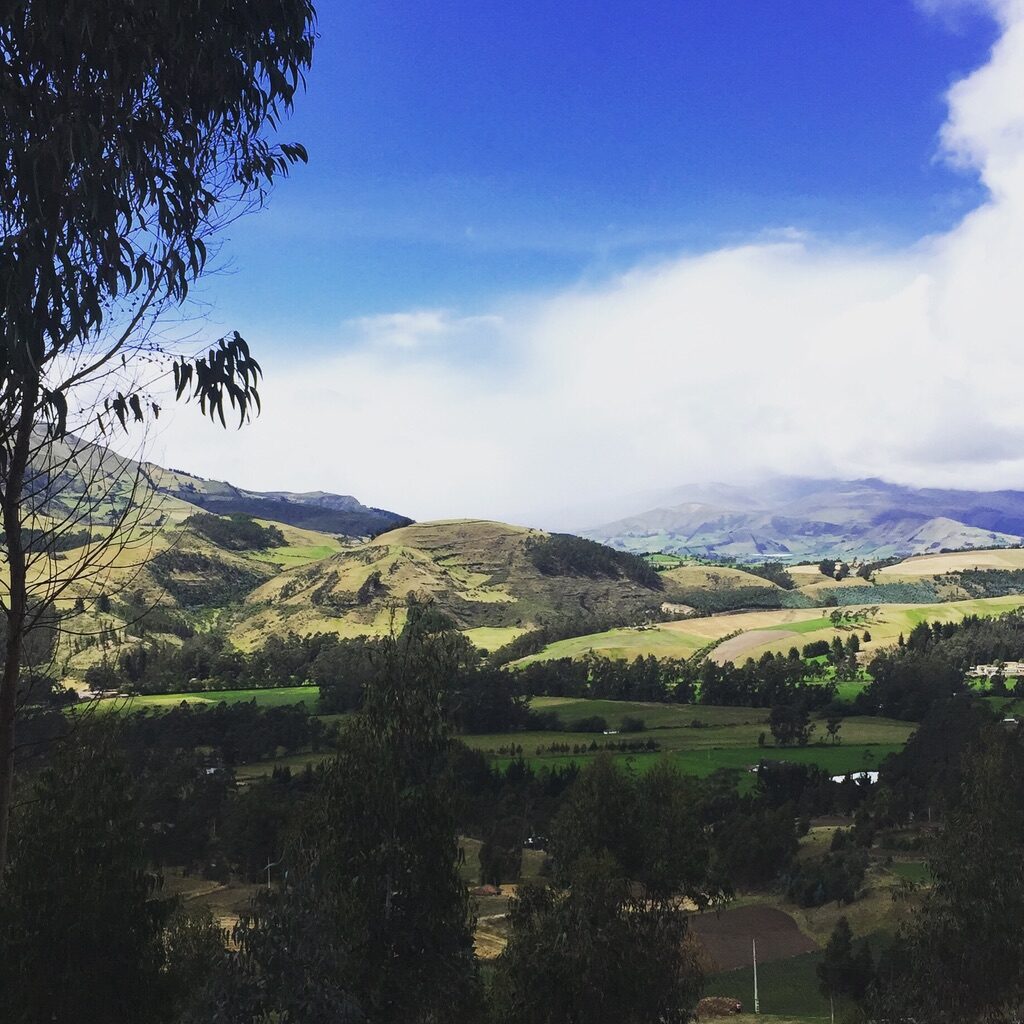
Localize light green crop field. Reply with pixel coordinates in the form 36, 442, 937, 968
518, 625, 709, 663
486, 743, 906, 780
90, 685, 320, 713
249, 543, 346, 568
231, 698, 911, 782
523, 595, 1024, 667
470, 699, 913, 779
462, 626, 528, 651
529, 697, 758, 729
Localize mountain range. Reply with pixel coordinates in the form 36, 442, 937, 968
142, 464, 412, 537
581, 477, 1024, 561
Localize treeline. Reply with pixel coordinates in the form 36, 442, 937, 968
854, 611, 1024, 719
10, 613, 1024, 1023
514, 649, 840, 711
86, 630, 375, 709
950, 568, 1024, 598
184, 512, 286, 551
0, 526, 94, 554
667, 585, 807, 615
526, 533, 662, 589
739, 561, 796, 589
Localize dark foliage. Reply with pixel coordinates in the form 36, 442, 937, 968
669, 584, 793, 614
711, 804, 799, 889
185, 512, 285, 551
527, 534, 663, 589
0, 729, 177, 1023
873, 727, 1024, 1022
786, 847, 868, 907
740, 561, 796, 589
490, 854, 702, 1024
148, 550, 269, 606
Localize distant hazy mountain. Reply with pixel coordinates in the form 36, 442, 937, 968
144, 465, 412, 537
581, 477, 1024, 560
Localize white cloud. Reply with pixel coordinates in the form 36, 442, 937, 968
149, 2, 1024, 526
349, 309, 503, 351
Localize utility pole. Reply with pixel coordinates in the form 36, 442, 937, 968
753, 937, 760, 1014
264, 856, 282, 891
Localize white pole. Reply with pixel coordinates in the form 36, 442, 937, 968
753, 937, 759, 1014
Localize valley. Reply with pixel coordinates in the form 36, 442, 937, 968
19, 446, 1024, 1024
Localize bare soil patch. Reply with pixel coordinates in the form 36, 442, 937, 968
711, 629, 799, 665
689, 905, 817, 972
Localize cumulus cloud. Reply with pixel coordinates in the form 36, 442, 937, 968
151, 0, 1024, 526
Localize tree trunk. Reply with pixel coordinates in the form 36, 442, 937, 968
0, 379, 39, 876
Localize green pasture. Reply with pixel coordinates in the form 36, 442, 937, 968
645, 552, 688, 569
471, 699, 913, 779
486, 743, 906, 780
231, 696, 911, 783
235, 751, 326, 782
462, 626, 528, 651
250, 543, 344, 568
90, 685, 321, 713
704, 950, 828, 1018
528, 697, 758, 729
519, 626, 707, 664
888, 861, 932, 885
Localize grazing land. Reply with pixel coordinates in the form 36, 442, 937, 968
876, 547, 1024, 576
447, 699, 911, 778
523, 594, 1024, 667
92, 685, 321, 712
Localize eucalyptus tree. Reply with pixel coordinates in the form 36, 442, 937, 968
0, 0, 316, 871
872, 729, 1024, 1022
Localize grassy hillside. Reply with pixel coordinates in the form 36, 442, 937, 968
47, 512, 354, 682
231, 519, 666, 650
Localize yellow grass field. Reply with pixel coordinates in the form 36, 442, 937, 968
876, 547, 1024, 576
526, 594, 1024, 666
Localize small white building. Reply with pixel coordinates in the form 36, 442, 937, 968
830, 771, 879, 785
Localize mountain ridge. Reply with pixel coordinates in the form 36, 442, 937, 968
141, 464, 412, 538
581, 477, 1024, 560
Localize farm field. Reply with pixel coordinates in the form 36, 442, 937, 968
704, 950, 828, 1018
523, 594, 1024, 667
517, 625, 710, 663
91, 685, 321, 712
464, 699, 912, 778
231, 697, 913, 782
462, 625, 529, 651
698, 831, 929, 1019
876, 547, 1024, 576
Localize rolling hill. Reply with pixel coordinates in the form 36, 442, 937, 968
582, 477, 1024, 560
231, 520, 668, 651
23, 437, 1024, 689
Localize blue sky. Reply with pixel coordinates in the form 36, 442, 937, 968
205, 0, 997, 335
161, 0, 1024, 523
